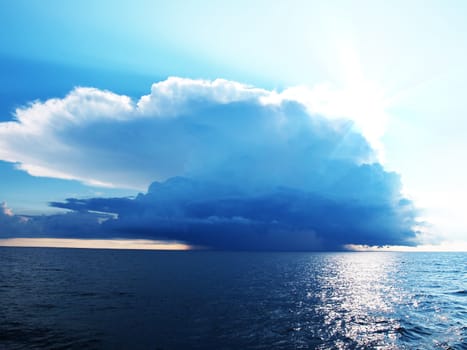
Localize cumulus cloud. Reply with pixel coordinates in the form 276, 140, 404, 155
0, 77, 375, 189
0, 77, 421, 249
1, 202, 14, 217
0, 202, 38, 236
0, 201, 108, 238
0, 202, 26, 235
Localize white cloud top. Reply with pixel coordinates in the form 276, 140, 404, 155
0, 77, 381, 190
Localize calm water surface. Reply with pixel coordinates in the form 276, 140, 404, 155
0, 248, 465, 349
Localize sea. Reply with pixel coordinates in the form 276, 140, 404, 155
0, 248, 465, 349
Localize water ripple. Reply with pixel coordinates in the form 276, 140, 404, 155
0, 248, 465, 349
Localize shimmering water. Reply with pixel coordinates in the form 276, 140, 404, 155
0, 248, 465, 349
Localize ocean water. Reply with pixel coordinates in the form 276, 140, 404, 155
0, 248, 465, 349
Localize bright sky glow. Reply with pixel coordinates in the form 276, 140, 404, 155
346, 241, 467, 253
0, 238, 191, 250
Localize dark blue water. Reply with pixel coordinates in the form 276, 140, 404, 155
0, 248, 465, 349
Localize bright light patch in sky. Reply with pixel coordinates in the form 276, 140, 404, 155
346, 241, 467, 253
0, 238, 191, 250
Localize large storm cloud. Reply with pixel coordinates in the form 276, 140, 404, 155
0, 78, 421, 250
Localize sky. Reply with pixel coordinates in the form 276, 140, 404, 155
0, 0, 466, 250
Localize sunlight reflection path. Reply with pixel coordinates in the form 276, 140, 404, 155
312, 253, 402, 348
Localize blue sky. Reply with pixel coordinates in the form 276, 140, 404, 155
0, 0, 466, 250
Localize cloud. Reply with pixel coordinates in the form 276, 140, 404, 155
0, 77, 376, 189
0, 201, 108, 238
0, 202, 28, 235
0, 77, 421, 249
48, 176, 418, 250
1, 202, 14, 217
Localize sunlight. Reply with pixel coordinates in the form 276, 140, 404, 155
345, 241, 467, 252
316, 253, 401, 346
0, 238, 192, 250
335, 42, 389, 156
271, 41, 391, 160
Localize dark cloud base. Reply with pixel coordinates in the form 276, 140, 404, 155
41, 176, 418, 251
0, 175, 419, 250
